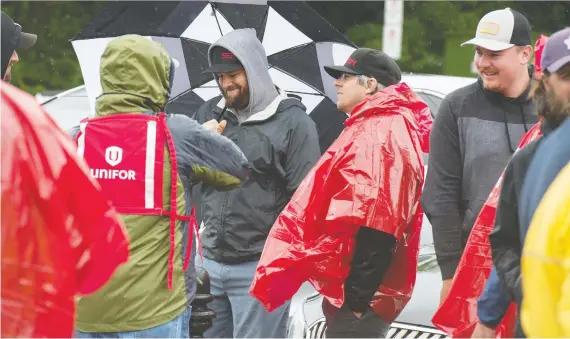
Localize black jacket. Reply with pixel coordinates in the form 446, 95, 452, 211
489, 121, 553, 305
344, 227, 396, 313
192, 94, 320, 264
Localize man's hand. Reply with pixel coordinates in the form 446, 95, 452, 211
440, 278, 453, 305
202, 119, 227, 134
471, 323, 496, 338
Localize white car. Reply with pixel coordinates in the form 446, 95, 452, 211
41, 73, 476, 339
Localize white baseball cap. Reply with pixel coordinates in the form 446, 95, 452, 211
461, 8, 532, 51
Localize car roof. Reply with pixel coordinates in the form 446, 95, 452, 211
402, 73, 476, 96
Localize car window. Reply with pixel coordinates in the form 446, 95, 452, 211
416, 91, 443, 118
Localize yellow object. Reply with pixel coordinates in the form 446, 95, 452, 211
521, 162, 570, 338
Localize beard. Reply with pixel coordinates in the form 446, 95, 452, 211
222, 85, 249, 110
544, 87, 570, 128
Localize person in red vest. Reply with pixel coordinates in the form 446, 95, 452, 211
70, 35, 249, 338
250, 48, 433, 337
1, 81, 129, 337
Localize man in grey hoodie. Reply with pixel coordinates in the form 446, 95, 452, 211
192, 28, 321, 338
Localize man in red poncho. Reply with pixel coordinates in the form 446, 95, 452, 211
250, 48, 432, 338
1, 81, 130, 337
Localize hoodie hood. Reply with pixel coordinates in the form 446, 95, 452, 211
346, 82, 433, 153
207, 28, 278, 119
95, 35, 172, 117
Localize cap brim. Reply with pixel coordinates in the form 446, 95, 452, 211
201, 64, 243, 74
546, 55, 570, 73
18, 32, 37, 49
323, 65, 359, 79
461, 37, 514, 51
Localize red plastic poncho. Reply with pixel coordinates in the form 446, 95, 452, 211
533, 34, 549, 78
250, 83, 433, 323
1, 82, 130, 337
432, 122, 543, 338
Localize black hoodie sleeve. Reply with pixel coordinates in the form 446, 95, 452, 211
489, 156, 523, 305
421, 98, 464, 280
283, 107, 321, 195
344, 227, 397, 313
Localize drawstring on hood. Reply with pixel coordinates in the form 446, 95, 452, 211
207, 28, 279, 122
479, 65, 534, 153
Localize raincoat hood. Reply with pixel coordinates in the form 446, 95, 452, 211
208, 28, 278, 118
95, 35, 173, 116
347, 83, 432, 153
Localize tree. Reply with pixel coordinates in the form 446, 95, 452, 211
1, 1, 105, 93
312, 1, 570, 76
2, 1, 569, 93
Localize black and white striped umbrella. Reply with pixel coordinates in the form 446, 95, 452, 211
72, 1, 357, 152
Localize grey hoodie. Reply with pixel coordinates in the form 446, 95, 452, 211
207, 28, 279, 122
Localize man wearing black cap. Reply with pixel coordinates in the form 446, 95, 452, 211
251, 47, 432, 337
192, 28, 320, 338
323, 47, 402, 114
315, 47, 431, 338
1, 11, 37, 83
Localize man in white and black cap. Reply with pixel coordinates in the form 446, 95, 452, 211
421, 7, 539, 333
1, 11, 37, 83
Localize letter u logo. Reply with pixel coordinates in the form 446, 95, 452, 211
105, 146, 123, 167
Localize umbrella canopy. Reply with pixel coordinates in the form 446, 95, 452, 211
72, 1, 357, 153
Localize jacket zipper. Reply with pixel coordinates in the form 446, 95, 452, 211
220, 119, 242, 260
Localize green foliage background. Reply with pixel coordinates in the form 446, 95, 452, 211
2, 1, 569, 94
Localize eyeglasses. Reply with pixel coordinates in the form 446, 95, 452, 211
338, 73, 360, 82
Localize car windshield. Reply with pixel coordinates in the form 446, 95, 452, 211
42, 87, 92, 131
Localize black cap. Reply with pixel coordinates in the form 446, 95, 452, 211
202, 46, 243, 74
1, 12, 37, 50
324, 48, 402, 87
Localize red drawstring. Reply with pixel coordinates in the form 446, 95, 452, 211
160, 113, 202, 290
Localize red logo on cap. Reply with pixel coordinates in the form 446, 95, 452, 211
221, 52, 234, 59
346, 58, 357, 67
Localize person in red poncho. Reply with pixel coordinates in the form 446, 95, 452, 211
1, 81, 130, 338
250, 48, 433, 338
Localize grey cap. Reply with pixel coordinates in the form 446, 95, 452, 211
542, 27, 570, 73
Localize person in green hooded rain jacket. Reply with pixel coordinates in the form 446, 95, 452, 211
70, 35, 249, 338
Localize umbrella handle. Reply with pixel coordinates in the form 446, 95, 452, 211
217, 107, 227, 122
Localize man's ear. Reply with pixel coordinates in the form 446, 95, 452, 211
543, 75, 553, 92
520, 45, 533, 65
365, 78, 378, 95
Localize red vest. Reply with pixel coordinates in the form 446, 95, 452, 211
76, 112, 200, 290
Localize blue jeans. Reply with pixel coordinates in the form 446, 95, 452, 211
200, 257, 291, 338
75, 307, 191, 338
